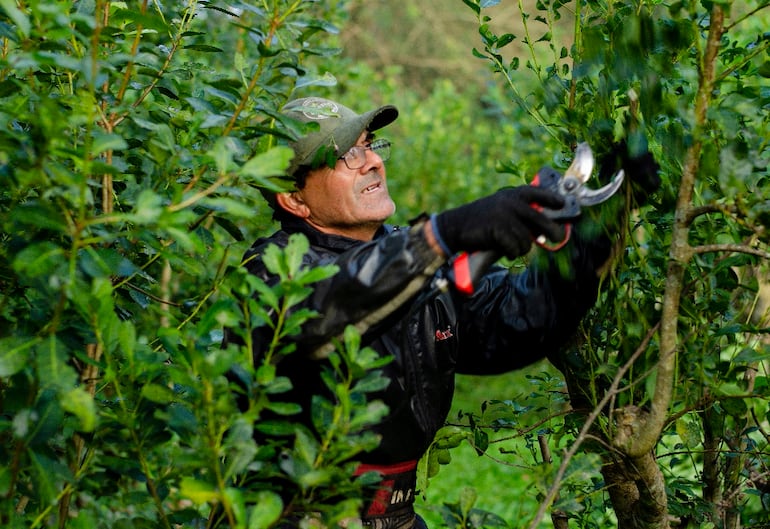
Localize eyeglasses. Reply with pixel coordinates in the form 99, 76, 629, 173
339, 138, 391, 170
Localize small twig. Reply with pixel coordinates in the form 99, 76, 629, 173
122, 281, 182, 307
538, 434, 569, 529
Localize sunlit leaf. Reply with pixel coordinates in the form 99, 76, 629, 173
247, 491, 283, 529
61, 386, 97, 432
239, 146, 294, 181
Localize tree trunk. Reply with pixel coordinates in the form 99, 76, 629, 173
601, 451, 669, 529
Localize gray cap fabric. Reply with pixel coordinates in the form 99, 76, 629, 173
282, 97, 398, 176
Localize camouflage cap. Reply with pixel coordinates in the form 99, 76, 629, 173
282, 97, 398, 176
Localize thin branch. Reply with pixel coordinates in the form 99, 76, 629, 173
685, 203, 735, 224
716, 40, 770, 83
122, 281, 181, 308
725, 2, 770, 32
691, 243, 770, 260
167, 174, 229, 212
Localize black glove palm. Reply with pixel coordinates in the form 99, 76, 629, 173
433, 187, 566, 259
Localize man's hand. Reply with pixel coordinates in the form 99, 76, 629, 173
431, 187, 567, 259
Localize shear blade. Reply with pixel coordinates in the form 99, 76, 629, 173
577, 169, 625, 206
565, 142, 595, 183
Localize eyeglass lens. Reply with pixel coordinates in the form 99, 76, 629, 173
343, 139, 391, 169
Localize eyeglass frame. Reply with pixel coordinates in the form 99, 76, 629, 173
338, 138, 391, 170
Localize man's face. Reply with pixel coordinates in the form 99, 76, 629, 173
288, 131, 396, 240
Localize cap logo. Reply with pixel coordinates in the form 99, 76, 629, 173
300, 98, 339, 121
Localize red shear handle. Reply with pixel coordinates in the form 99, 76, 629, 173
450, 251, 500, 295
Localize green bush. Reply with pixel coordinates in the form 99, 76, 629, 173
420, 1, 770, 528
0, 2, 389, 527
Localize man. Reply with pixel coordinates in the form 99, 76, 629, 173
227, 96, 657, 529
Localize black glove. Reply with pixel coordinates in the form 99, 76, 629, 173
598, 140, 661, 205
432, 186, 566, 259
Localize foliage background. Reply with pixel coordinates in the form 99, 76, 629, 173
1, 1, 770, 529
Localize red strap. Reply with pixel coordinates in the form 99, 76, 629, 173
536, 223, 572, 251
353, 460, 418, 516
353, 460, 418, 476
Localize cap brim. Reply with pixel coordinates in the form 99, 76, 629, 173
365, 105, 399, 134
328, 104, 398, 158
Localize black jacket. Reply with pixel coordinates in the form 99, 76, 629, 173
233, 215, 611, 464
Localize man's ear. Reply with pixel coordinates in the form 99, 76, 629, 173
276, 191, 310, 218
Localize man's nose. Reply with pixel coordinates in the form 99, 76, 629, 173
362, 146, 384, 171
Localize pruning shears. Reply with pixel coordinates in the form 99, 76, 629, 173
450, 142, 625, 295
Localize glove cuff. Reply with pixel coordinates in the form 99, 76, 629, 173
429, 214, 453, 257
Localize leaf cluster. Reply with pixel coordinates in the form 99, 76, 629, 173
0, 1, 391, 528
432, 1, 770, 527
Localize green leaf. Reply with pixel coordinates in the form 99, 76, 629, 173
296, 264, 339, 285
298, 469, 332, 488
0, 0, 30, 37
200, 197, 255, 219
262, 243, 287, 278
284, 233, 310, 277
131, 189, 163, 224
208, 136, 239, 175
35, 340, 78, 393
141, 383, 175, 404
352, 372, 389, 393
459, 487, 478, 517
733, 346, 770, 364
473, 428, 489, 454
758, 61, 770, 78
461, 0, 481, 15
224, 487, 247, 526
295, 427, 319, 466
28, 451, 65, 505
180, 477, 220, 505
248, 491, 283, 529
296, 71, 337, 89
252, 280, 280, 311
91, 131, 128, 156
343, 325, 361, 358
111, 8, 171, 32
675, 417, 701, 449
239, 146, 294, 181
266, 401, 302, 416
716, 383, 744, 397
79, 246, 141, 279
14, 203, 68, 232
0, 466, 11, 496
496, 33, 515, 48
61, 386, 97, 432
0, 338, 37, 376
12, 241, 66, 279
183, 44, 224, 52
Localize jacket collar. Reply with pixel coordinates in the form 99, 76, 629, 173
280, 216, 391, 252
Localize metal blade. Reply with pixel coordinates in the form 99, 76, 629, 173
576, 169, 625, 206
564, 142, 595, 183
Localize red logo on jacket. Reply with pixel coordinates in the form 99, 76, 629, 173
435, 326, 453, 341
